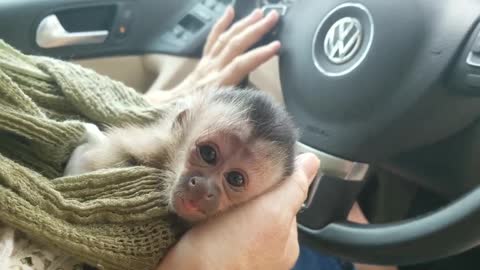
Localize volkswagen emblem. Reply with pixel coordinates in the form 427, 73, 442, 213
324, 17, 362, 64
312, 3, 374, 76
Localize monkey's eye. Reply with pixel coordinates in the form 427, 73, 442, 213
225, 171, 245, 188
198, 144, 217, 165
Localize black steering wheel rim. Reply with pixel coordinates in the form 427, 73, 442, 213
298, 184, 480, 265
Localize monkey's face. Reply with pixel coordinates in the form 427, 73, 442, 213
171, 131, 286, 223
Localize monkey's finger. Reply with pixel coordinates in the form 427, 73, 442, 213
209, 9, 263, 57
221, 40, 281, 85
262, 153, 320, 216
218, 10, 280, 67
203, 6, 235, 55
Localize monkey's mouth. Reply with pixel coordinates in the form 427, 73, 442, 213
172, 195, 206, 222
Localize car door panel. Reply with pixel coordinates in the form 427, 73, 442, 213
0, 0, 284, 110
72, 55, 158, 92
0, 0, 231, 59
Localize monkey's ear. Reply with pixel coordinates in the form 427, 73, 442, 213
172, 109, 189, 129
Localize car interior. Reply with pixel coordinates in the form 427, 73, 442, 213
1, 0, 480, 269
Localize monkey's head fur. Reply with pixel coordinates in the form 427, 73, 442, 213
164, 87, 298, 223
64, 86, 298, 223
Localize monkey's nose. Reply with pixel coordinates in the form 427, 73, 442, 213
189, 176, 205, 187
187, 176, 217, 203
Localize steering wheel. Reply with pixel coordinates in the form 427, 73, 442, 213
235, 0, 480, 266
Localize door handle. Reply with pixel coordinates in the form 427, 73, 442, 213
36, 14, 109, 48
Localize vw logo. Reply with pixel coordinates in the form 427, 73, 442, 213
324, 17, 362, 64
312, 3, 374, 76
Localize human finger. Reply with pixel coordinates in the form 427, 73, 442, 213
203, 5, 235, 55
260, 153, 320, 215
218, 10, 280, 67
220, 40, 281, 85
209, 8, 263, 57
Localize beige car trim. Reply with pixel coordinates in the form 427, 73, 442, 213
73, 54, 285, 104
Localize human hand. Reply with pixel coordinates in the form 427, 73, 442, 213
157, 153, 320, 270
146, 6, 281, 104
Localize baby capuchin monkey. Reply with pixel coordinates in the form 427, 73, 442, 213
64, 87, 298, 223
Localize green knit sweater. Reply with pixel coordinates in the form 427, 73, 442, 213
0, 40, 181, 270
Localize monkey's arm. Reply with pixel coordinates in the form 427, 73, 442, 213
64, 123, 131, 176
64, 121, 172, 176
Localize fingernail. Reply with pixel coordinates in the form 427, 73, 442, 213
270, 40, 281, 49
296, 153, 320, 180
267, 9, 279, 18
226, 5, 234, 14
250, 8, 261, 17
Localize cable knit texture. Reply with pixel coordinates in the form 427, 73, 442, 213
0, 40, 181, 270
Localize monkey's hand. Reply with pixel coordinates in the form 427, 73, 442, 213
145, 7, 281, 105
64, 123, 108, 176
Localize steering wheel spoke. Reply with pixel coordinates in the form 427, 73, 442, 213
298, 174, 366, 228
296, 142, 368, 229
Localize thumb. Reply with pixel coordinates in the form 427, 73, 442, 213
295, 153, 320, 184
261, 153, 320, 214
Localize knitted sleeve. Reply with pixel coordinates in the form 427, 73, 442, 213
0, 40, 182, 270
